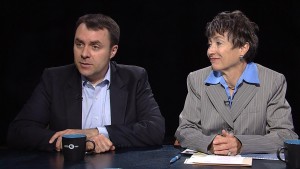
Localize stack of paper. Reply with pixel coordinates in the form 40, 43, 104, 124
184, 153, 252, 166
241, 153, 282, 160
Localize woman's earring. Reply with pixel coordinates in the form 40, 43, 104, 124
239, 55, 244, 61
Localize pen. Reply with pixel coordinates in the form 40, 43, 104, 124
170, 154, 181, 164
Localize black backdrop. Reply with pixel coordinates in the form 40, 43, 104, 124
1, 0, 299, 146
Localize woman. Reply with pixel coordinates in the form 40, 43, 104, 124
175, 10, 298, 155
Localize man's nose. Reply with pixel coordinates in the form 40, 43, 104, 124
81, 47, 90, 58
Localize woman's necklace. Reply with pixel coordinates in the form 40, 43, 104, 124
223, 75, 236, 90
228, 85, 235, 90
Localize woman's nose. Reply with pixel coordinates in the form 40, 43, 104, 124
207, 45, 215, 57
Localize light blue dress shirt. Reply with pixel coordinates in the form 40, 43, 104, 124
204, 62, 260, 107
82, 65, 111, 138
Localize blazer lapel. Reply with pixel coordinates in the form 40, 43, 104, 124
64, 67, 82, 129
231, 83, 258, 121
110, 62, 128, 125
206, 84, 234, 128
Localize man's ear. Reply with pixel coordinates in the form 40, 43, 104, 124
110, 45, 118, 59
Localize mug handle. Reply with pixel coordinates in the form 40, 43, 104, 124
85, 140, 96, 155
276, 147, 286, 162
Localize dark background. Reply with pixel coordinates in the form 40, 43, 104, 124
1, 0, 299, 146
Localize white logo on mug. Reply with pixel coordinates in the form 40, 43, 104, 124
64, 144, 79, 149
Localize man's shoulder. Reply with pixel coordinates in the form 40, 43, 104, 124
111, 61, 146, 76
45, 64, 76, 72
42, 64, 79, 80
110, 62, 149, 85
112, 61, 145, 71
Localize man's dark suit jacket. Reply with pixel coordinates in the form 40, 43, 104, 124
7, 61, 165, 151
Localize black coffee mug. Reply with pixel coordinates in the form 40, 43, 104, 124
277, 139, 300, 169
62, 134, 95, 161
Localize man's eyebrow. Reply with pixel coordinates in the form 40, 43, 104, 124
74, 39, 103, 45
90, 41, 102, 45
74, 38, 83, 43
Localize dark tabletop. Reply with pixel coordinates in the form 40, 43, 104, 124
0, 145, 287, 169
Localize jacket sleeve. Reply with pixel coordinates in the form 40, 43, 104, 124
175, 73, 216, 153
7, 69, 56, 151
234, 74, 298, 153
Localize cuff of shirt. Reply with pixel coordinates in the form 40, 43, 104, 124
97, 127, 110, 139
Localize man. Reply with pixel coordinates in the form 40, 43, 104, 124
7, 13, 165, 153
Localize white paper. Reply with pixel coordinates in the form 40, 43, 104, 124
184, 154, 252, 166
181, 148, 199, 155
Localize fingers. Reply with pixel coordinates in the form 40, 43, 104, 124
49, 131, 64, 144
86, 140, 96, 151
221, 129, 234, 137
49, 130, 68, 151
213, 147, 238, 156
214, 149, 232, 156
49, 129, 114, 153
55, 136, 62, 151
212, 133, 239, 155
212, 141, 231, 155
110, 145, 115, 151
91, 134, 114, 153
213, 139, 238, 156
49, 129, 83, 151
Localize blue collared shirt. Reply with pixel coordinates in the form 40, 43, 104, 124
204, 62, 260, 107
82, 65, 111, 138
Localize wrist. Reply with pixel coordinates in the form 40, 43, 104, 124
84, 128, 99, 137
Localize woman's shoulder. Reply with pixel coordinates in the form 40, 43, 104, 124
188, 66, 212, 78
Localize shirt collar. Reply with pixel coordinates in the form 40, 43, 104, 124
204, 62, 260, 85
82, 64, 111, 87
242, 62, 260, 84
